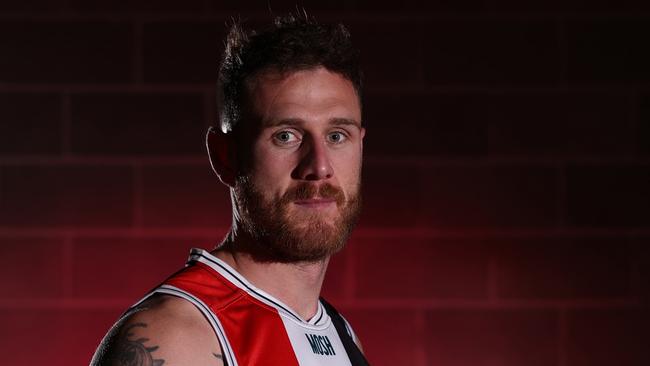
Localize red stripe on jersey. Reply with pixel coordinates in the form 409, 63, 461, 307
164, 261, 300, 366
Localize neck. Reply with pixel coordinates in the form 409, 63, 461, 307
211, 228, 330, 321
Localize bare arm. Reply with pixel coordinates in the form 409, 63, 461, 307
91, 295, 223, 366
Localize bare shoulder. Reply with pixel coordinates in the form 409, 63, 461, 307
91, 294, 224, 366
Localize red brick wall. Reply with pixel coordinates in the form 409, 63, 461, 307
1, 2, 649, 365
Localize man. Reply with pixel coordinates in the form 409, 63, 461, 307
91, 13, 368, 366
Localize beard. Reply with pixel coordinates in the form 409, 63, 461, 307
232, 175, 362, 263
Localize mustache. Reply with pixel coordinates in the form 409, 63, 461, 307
281, 182, 346, 206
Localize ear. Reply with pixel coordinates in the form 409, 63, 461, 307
206, 127, 237, 188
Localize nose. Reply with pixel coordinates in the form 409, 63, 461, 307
293, 136, 333, 181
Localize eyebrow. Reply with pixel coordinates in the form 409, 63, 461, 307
331, 118, 362, 129
265, 117, 362, 130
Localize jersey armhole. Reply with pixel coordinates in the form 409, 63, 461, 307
339, 314, 360, 345
131, 285, 239, 366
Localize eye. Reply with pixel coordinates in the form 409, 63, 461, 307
327, 131, 347, 144
273, 130, 300, 145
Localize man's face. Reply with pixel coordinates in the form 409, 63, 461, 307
233, 66, 365, 262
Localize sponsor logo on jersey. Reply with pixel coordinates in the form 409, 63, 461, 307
305, 334, 336, 356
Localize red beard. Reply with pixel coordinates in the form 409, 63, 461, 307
233, 177, 362, 263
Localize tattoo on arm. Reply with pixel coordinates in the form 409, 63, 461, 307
112, 322, 165, 366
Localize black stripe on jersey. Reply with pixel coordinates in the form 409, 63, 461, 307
321, 298, 370, 366
158, 286, 236, 366
191, 252, 305, 323
313, 306, 324, 324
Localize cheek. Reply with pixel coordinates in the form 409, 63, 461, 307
249, 148, 294, 194
332, 151, 363, 188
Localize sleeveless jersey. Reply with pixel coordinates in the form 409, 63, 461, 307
132, 248, 362, 366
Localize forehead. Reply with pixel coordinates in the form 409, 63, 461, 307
245, 67, 361, 127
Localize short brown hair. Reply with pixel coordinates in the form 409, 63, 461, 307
217, 13, 362, 134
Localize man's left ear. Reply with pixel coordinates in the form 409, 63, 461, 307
360, 127, 366, 140
206, 126, 237, 188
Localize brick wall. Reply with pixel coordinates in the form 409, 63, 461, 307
1, 2, 649, 365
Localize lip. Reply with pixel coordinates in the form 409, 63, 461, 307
293, 198, 336, 206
